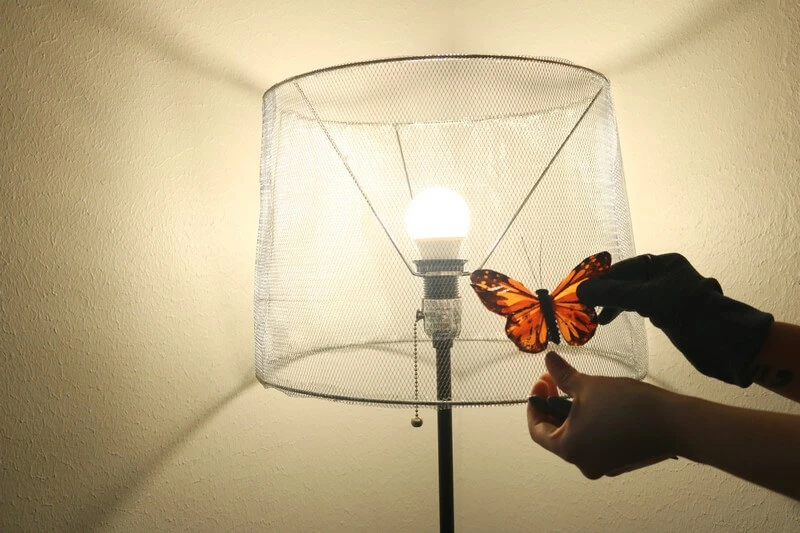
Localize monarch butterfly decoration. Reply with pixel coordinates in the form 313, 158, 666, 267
469, 252, 611, 353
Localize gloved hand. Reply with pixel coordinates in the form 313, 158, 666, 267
576, 253, 774, 387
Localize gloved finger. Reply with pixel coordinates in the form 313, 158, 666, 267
701, 276, 723, 295
596, 306, 623, 325
598, 254, 656, 281
577, 278, 650, 314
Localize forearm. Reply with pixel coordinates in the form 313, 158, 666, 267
667, 393, 800, 500
749, 322, 800, 402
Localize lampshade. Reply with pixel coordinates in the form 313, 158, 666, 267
255, 55, 647, 408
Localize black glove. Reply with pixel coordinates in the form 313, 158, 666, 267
576, 253, 774, 387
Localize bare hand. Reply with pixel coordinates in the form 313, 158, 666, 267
527, 351, 678, 479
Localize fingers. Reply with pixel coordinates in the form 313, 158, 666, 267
577, 253, 658, 308
544, 351, 583, 395
530, 381, 551, 399
538, 372, 558, 396
602, 254, 657, 281
577, 278, 649, 313
528, 373, 560, 423
526, 400, 560, 454
527, 372, 564, 453
576, 253, 670, 324
596, 306, 623, 325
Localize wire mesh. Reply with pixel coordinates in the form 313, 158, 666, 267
255, 55, 647, 408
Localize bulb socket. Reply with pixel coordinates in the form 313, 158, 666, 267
414, 259, 467, 275
414, 259, 467, 299
423, 276, 458, 299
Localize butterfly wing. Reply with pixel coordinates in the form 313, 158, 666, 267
470, 270, 538, 315
505, 305, 549, 353
553, 301, 599, 346
550, 252, 611, 346
470, 270, 549, 353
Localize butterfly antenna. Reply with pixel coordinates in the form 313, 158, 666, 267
538, 234, 543, 289
521, 238, 540, 288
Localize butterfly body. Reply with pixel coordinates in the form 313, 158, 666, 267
534, 288, 561, 346
470, 252, 611, 353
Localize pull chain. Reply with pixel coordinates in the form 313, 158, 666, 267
411, 310, 424, 428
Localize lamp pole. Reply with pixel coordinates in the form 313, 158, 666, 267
416, 259, 464, 533
434, 336, 454, 533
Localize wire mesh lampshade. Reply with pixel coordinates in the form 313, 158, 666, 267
255, 55, 647, 408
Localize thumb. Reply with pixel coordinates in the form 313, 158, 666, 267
544, 351, 583, 395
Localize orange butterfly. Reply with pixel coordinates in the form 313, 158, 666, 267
470, 252, 611, 353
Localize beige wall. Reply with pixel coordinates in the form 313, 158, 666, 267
2, 1, 798, 531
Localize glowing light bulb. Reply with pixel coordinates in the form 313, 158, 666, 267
405, 187, 470, 259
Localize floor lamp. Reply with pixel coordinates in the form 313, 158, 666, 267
254, 55, 648, 532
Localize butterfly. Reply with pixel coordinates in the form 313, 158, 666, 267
469, 252, 611, 353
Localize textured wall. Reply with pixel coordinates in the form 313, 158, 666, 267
2, 1, 798, 531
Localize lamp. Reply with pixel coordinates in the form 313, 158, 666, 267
255, 55, 647, 532
405, 186, 470, 528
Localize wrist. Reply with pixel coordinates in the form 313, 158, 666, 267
747, 322, 800, 402
707, 292, 774, 387
659, 390, 701, 461
673, 290, 774, 387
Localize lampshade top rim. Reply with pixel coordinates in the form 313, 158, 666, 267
263, 54, 609, 97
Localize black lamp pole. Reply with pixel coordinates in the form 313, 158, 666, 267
435, 337, 454, 533
416, 259, 464, 533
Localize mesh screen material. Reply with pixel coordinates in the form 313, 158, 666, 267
255, 56, 647, 408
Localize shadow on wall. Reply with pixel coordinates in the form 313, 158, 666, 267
72, 376, 259, 531
72, 0, 264, 97
3, 2, 261, 530
603, 0, 757, 75
74, 0, 758, 93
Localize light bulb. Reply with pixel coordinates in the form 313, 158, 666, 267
405, 187, 470, 260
